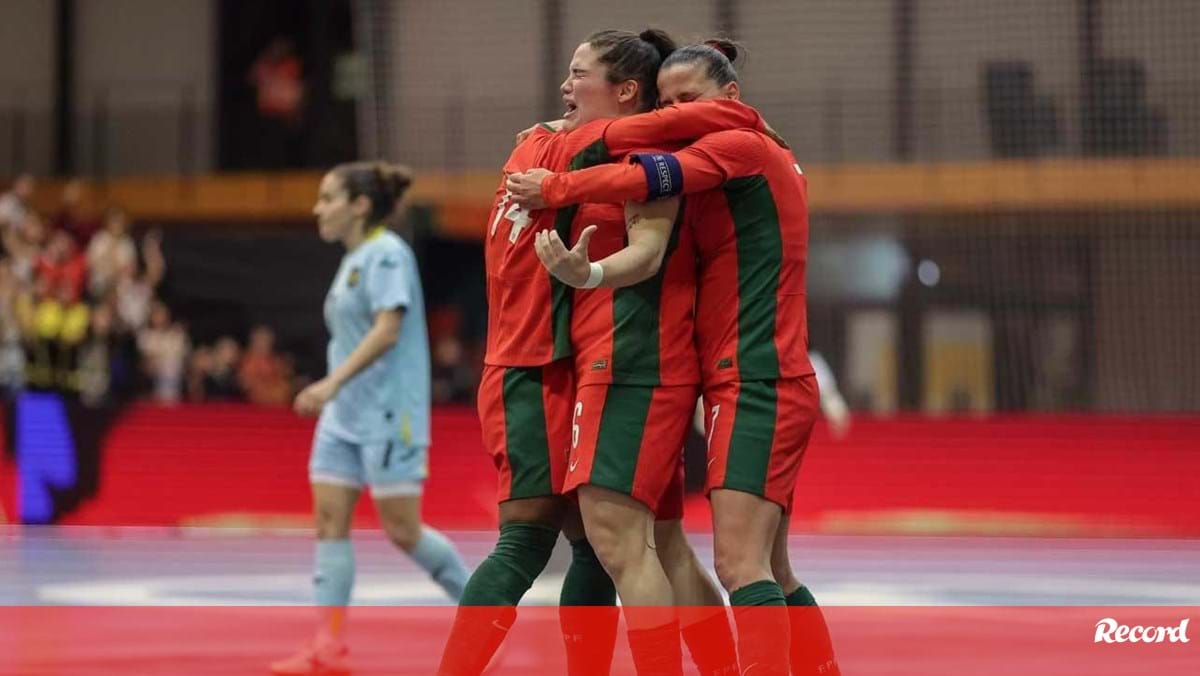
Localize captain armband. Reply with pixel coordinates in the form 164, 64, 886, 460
632, 153, 683, 200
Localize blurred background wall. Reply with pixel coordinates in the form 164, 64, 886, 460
1, 0, 1197, 527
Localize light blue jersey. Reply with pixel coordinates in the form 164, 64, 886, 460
318, 228, 430, 448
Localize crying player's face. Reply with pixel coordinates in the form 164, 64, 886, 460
313, 172, 356, 243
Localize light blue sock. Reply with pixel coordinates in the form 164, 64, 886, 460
314, 539, 355, 607
410, 526, 469, 600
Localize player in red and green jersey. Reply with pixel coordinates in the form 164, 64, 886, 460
509, 41, 841, 676
441, 31, 765, 676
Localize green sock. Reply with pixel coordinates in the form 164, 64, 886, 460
731, 580, 789, 675
785, 585, 817, 606
560, 539, 619, 676
784, 585, 840, 676
438, 522, 558, 675
560, 539, 616, 605
458, 521, 558, 605
730, 579, 787, 607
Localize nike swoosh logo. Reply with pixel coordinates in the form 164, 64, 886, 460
706, 456, 717, 469
568, 459, 579, 472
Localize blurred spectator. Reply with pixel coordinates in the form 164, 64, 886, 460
77, 302, 117, 407
36, 230, 88, 304
207, 335, 244, 400
52, 179, 101, 247
113, 230, 165, 332
428, 306, 477, 404
137, 301, 189, 403
188, 335, 244, 402
0, 260, 25, 395
249, 37, 304, 124
0, 173, 34, 234
87, 207, 138, 299
3, 212, 47, 284
238, 324, 291, 406
24, 278, 90, 391
432, 334, 474, 404
187, 346, 212, 402
248, 37, 305, 168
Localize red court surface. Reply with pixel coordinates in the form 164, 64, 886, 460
2, 605, 1197, 675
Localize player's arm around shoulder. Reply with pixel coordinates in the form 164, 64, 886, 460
640, 127, 773, 196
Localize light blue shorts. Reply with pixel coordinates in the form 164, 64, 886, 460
308, 424, 428, 498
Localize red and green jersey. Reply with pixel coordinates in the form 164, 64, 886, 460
483, 101, 767, 375
538, 127, 815, 385
571, 200, 699, 387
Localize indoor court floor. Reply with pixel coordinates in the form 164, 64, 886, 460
2, 527, 1198, 674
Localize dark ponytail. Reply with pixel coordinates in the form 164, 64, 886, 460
703, 38, 740, 65
640, 28, 677, 62
661, 38, 743, 87
332, 161, 414, 223
586, 28, 679, 112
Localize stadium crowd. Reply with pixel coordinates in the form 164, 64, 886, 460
0, 173, 297, 407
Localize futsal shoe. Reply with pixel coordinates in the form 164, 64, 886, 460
269, 639, 351, 675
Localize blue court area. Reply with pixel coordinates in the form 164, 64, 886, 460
5, 527, 1199, 607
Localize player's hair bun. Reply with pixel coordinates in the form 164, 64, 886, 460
376, 162, 414, 202
704, 38, 740, 64
639, 28, 678, 61
332, 160, 414, 222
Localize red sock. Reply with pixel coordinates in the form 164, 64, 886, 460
561, 605, 620, 676
680, 609, 739, 676
785, 586, 840, 676
436, 606, 517, 676
627, 618, 683, 676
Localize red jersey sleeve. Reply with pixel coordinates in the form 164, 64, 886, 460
541, 129, 771, 207
664, 128, 772, 190
541, 162, 649, 206
600, 100, 766, 156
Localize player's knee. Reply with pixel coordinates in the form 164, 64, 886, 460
583, 516, 644, 581
713, 549, 737, 592
579, 488, 656, 578
315, 504, 351, 539
714, 544, 768, 593
383, 517, 422, 552
581, 518, 624, 573
770, 551, 799, 591
653, 521, 691, 570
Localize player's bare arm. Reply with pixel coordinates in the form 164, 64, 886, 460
533, 197, 680, 289
293, 308, 403, 416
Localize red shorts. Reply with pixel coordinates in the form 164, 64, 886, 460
702, 375, 819, 511
654, 461, 686, 522
564, 382, 698, 513
477, 359, 575, 503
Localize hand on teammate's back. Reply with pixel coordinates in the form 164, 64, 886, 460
506, 169, 552, 210
514, 120, 565, 146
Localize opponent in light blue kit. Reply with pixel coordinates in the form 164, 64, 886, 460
310, 222, 430, 493
273, 161, 469, 676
